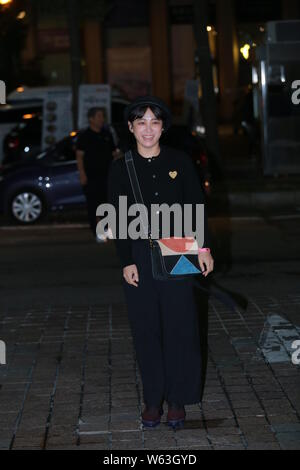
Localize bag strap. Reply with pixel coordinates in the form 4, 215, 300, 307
124, 150, 151, 240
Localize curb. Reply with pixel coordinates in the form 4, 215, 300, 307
211, 190, 300, 209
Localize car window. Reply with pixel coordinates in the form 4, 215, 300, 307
17, 114, 42, 133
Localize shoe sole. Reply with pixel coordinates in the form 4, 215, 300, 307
167, 419, 185, 429
141, 407, 164, 427
142, 412, 163, 428
142, 419, 161, 428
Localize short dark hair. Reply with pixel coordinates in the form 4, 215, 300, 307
127, 104, 166, 127
87, 107, 106, 120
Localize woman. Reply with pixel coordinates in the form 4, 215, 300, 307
107, 95, 214, 429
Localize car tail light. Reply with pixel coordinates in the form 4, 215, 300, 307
199, 153, 208, 165
8, 137, 20, 149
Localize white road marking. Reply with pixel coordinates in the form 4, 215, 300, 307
257, 314, 300, 364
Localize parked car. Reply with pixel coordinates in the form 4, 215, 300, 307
0, 125, 211, 225
0, 102, 42, 164
0, 134, 85, 224
2, 111, 42, 165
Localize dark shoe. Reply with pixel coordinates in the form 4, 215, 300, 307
141, 405, 163, 428
167, 403, 186, 429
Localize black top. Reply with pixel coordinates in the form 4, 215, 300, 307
107, 145, 210, 268
76, 126, 116, 182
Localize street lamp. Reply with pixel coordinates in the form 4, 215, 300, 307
0, 0, 13, 5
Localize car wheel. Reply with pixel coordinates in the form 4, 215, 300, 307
10, 190, 45, 224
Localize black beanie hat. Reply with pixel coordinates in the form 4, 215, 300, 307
124, 95, 172, 130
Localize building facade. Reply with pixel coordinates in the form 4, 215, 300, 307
20, 0, 300, 121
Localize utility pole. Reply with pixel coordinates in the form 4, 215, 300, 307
67, 0, 81, 129
193, 0, 222, 179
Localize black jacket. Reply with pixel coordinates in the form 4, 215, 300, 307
107, 145, 210, 268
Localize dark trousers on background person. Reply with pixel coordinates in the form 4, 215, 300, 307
82, 180, 106, 235
123, 239, 203, 407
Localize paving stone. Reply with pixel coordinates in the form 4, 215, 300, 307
209, 435, 244, 446
173, 428, 207, 438
205, 418, 236, 428
176, 444, 212, 450
77, 434, 109, 445
0, 439, 11, 449
12, 437, 44, 449
274, 432, 300, 450
246, 442, 281, 450
267, 414, 299, 425
207, 427, 241, 436
1, 296, 299, 450
176, 437, 210, 447
111, 431, 142, 440
110, 421, 141, 431
272, 423, 300, 433
213, 445, 246, 450
110, 439, 144, 450
15, 427, 46, 438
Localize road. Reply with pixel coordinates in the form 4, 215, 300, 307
0, 214, 299, 310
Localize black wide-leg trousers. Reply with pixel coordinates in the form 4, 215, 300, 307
123, 240, 203, 407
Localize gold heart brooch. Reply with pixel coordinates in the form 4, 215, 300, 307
169, 171, 177, 179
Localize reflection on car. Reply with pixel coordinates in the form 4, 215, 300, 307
0, 134, 85, 223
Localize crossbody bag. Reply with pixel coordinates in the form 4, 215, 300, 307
124, 150, 203, 281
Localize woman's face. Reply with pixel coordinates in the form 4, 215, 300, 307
128, 107, 163, 149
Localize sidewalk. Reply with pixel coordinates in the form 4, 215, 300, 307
1, 295, 299, 450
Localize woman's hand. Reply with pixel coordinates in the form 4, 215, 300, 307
198, 252, 214, 278
123, 264, 139, 287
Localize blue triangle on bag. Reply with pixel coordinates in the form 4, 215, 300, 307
170, 255, 201, 275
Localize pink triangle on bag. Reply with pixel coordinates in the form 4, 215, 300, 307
159, 237, 197, 253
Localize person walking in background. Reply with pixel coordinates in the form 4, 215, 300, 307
76, 107, 120, 241
108, 96, 214, 429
